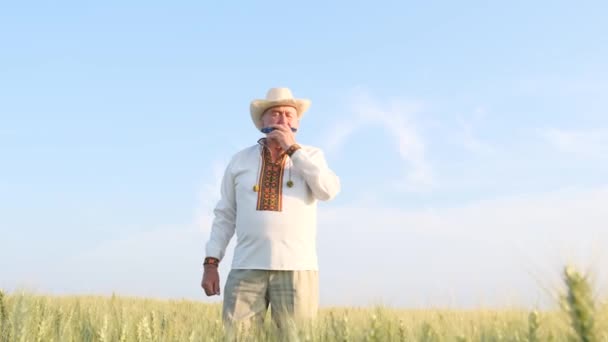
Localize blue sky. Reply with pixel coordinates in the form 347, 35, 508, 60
1, 1, 608, 308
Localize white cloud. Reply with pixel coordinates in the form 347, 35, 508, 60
457, 107, 495, 155
516, 77, 608, 98
317, 185, 608, 308
19, 185, 607, 310
20, 162, 234, 302
543, 128, 608, 158
461, 123, 494, 154
323, 90, 433, 191
195, 160, 228, 233
322, 119, 361, 155
50, 225, 207, 299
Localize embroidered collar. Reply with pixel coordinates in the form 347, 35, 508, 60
257, 138, 287, 165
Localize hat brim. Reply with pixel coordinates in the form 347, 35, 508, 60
250, 98, 311, 130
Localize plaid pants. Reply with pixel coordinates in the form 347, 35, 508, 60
222, 269, 319, 340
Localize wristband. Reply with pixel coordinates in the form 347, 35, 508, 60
286, 144, 301, 157
203, 257, 219, 267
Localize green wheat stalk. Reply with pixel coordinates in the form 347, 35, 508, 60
528, 310, 540, 342
561, 265, 596, 342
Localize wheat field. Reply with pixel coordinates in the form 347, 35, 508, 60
1, 267, 606, 341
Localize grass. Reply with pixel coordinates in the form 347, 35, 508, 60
0, 266, 606, 341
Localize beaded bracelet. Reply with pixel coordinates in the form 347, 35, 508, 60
203, 257, 219, 267
286, 144, 301, 157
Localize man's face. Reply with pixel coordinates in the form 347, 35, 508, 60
261, 105, 299, 131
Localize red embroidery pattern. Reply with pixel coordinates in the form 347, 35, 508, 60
256, 139, 287, 212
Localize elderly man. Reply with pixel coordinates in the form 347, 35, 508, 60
201, 87, 340, 337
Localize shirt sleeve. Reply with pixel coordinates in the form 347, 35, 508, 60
290, 147, 341, 201
204, 157, 237, 261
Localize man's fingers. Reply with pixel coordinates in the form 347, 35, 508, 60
266, 131, 284, 142
270, 124, 291, 133
268, 130, 289, 140
202, 271, 220, 296
202, 276, 213, 296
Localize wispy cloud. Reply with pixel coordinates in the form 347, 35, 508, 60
543, 128, 608, 158
40, 224, 212, 300
323, 89, 433, 191
31, 163, 234, 302
317, 185, 608, 308
516, 76, 608, 98
458, 106, 495, 155
195, 160, 229, 233
322, 119, 361, 155
30, 185, 608, 308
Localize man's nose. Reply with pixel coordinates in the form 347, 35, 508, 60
277, 115, 286, 124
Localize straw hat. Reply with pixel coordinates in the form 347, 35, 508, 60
250, 88, 311, 130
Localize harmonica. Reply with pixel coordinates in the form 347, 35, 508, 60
261, 127, 298, 133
